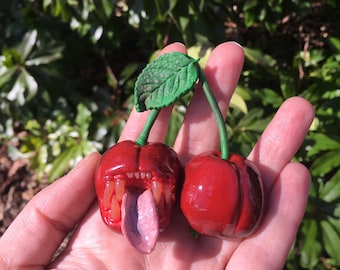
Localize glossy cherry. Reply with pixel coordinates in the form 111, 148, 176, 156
95, 140, 182, 253
181, 152, 265, 238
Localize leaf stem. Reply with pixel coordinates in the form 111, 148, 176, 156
136, 109, 161, 146
199, 70, 229, 160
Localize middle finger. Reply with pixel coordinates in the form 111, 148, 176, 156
174, 42, 244, 164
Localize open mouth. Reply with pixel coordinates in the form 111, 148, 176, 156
95, 140, 182, 253
100, 170, 175, 253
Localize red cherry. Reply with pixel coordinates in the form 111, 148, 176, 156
95, 140, 182, 253
180, 152, 265, 238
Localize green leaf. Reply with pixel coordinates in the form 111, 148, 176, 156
237, 108, 263, 127
168, 0, 179, 11
134, 52, 199, 112
43, 0, 52, 9
187, 44, 212, 68
48, 144, 81, 182
307, 133, 340, 157
0, 67, 17, 88
257, 88, 283, 107
300, 220, 322, 268
311, 150, 340, 176
320, 172, 340, 202
328, 36, 340, 53
7, 69, 38, 103
229, 92, 248, 114
21, 69, 38, 100
7, 73, 25, 105
75, 103, 92, 138
119, 62, 139, 85
321, 220, 340, 263
16, 30, 37, 61
100, 0, 113, 19
2, 48, 21, 67
280, 73, 296, 98
25, 51, 62, 66
243, 47, 277, 68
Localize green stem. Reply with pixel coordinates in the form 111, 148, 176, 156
136, 109, 161, 146
199, 71, 229, 160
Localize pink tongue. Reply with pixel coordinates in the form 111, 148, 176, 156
121, 189, 159, 254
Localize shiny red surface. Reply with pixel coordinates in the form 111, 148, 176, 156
95, 140, 182, 231
181, 152, 265, 238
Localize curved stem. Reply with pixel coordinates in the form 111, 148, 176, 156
199, 70, 229, 160
136, 109, 160, 146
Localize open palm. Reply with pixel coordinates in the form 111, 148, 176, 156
0, 42, 314, 270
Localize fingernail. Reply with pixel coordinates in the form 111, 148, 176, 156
230, 41, 243, 49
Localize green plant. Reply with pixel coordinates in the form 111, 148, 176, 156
1, 0, 339, 267
20, 102, 102, 181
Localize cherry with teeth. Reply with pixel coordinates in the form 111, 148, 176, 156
96, 140, 181, 228
95, 51, 265, 253
95, 52, 197, 253
95, 140, 182, 253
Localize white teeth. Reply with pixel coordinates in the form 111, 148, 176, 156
124, 171, 153, 179
164, 185, 172, 204
158, 196, 165, 216
126, 172, 133, 178
103, 180, 115, 209
106, 171, 159, 207
115, 179, 126, 201
110, 195, 120, 221
151, 180, 163, 205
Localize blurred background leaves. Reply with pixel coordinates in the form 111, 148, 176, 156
0, 0, 339, 268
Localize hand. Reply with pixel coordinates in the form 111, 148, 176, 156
0, 42, 314, 270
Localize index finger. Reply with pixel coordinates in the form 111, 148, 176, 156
119, 42, 187, 143
174, 42, 244, 163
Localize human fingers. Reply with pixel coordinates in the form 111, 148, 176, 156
173, 42, 244, 163
248, 96, 314, 191
226, 162, 311, 270
217, 97, 314, 264
0, 152, 101, 268
119, 42, 187, 143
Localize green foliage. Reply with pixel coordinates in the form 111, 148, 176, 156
1, 0, 340, 268
298, 173, 340, 269
19, 102, 102, 181
134, 52, 199, 111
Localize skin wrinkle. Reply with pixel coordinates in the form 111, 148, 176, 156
225, 243, 277, 270
260, 107, 301, 163
143, 241, 169, 270
274, 163, 311, 231
260, 127, 286, 162
14, 188, 93, 268
0, 253, 8, 270
0, 153, 100, 269
1, 201, 70, 267
50, 246, 102, 270
35, 185, 86, 230
50, 203, 147, 269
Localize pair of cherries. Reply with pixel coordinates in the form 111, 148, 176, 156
95, 52, 265, 254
